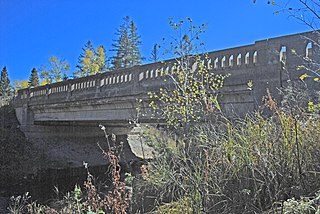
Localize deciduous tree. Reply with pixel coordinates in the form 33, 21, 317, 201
95, 45, 107, 72
39, 56, 70, 84
74, 41, 107, 78
148, 18, 228, 129
14, 80, 29, 90
257, 0, 320, 112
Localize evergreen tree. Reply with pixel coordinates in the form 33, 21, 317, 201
111, 16, 143, 70
28, 68, 39, 87
0, 66, 13, 97
150, 43, 160, 63
128, 20, 142, 65
74, 41, 107, 78
111, 17, 130, 70
75, 40, 94, 77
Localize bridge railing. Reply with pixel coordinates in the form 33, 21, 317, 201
15, 67, 139, 101
137, 44, 259, 84
14, 31, 317, 106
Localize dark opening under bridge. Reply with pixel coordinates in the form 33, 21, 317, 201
13, 31, 318, 166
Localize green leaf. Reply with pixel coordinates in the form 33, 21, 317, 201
247, 80, 253, 90
300, 73, 308, 81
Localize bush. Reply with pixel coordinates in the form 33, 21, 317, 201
140, 98, 320, 213
7, 131, 131, 214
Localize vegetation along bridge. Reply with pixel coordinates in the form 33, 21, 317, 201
13, 31, 317, 165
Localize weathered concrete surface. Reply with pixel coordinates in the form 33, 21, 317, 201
14, 31, 318, 124
21, 123, 141, 168
127, 125, 155, 159
0, 197, 9, 214
13, 31, 319, 165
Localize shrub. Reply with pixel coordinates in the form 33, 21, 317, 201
7, 131, 131, 214
140, 99, 320, 213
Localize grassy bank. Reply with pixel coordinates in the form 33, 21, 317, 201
4, 89, 320, 213
136, 95, 320, 213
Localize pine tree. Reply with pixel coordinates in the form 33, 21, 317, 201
150, 43, 160, 63
28, 68, 39, 87
111, 16, 142, 70
128, 20, 142, 65
75, 40, 94, 77
0, 66, 13, 97
74, 41, 107, 78
111, 17, 130, 70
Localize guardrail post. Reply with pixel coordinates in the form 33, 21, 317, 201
132, 70, 140, 93
67, 82, 71, 100
95, 74, 101, 98
45, 85, 50, 100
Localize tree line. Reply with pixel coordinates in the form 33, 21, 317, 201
1, 16, 160, 95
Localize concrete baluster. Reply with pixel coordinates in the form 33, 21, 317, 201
26, 88, 31, 102
46, 86, 50, 100
166, 67, 170, 75
66, 83, 71, 100
21, 87, 34, 126
95, 75, 101, 97
132, 70, 140, 91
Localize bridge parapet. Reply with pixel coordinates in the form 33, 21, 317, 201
13, 31, 318, 125
11, 31, 320, 169
15, 67, 138, 106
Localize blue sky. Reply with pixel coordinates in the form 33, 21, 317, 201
0, 0, 310, 81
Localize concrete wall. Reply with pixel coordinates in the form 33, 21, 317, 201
12, 31, 319, 166
14, 31, 318, 125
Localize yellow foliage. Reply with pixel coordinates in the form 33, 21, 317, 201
149, 54, 228, 128
40, 79, 50, 86
14, 80, 29, 90
247, 80, 253, 90
156, 197, 193, 214
300, 73, 308, 81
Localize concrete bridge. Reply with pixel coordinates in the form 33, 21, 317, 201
13, 31, 317, 167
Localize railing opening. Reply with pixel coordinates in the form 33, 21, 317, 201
229, 55, 234, 67
280, 46, 287, 63
306, 42, 312, 58
237, 53, 242, 66
245, 52, 250, 65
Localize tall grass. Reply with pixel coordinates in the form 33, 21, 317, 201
5, 91, 320, 213
7, 131, 131, 214
139, 98, 320, 213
